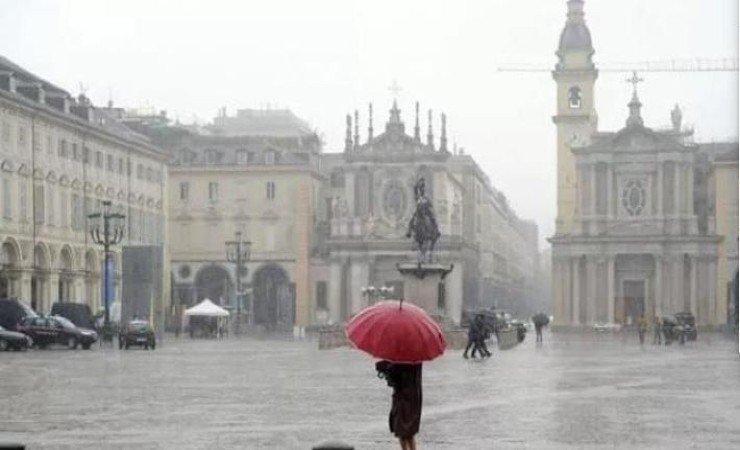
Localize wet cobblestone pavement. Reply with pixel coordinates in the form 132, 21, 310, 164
0, 331, 738, 449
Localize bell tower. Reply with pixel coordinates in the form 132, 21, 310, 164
552, 0, 598, 235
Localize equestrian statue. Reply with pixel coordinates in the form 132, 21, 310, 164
406, 178, 441, 263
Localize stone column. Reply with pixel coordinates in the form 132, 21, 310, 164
690, 256, 698, 318
674, 163, 682, 216
552, 258, 563, 325
344, 172, 355, 217
686, 165, 694, 215
572, 257, 580, 325
19, 269, 32, 305
708, 259, 717, 325
563, 257, 572, 325
586, 257, 597, 324
607, 256, 616, 323
349, 260, 368, 315
328, 261, 343, 324
607, 167, 614, 218
446, 262, 464, 326
657, 162, 664, 217
673, 256, 683, 314
590, 165, 597, 216
654, 256, 663, 318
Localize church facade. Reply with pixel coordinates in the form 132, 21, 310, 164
550, 0, 738, 328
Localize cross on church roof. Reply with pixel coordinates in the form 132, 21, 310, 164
626, 71, 644, 95
387, 79, 403, 99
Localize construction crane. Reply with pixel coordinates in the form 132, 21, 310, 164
497, 58, 738, 73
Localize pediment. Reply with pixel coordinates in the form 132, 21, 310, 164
58, 175, 70, 187
71, 178, 82, 190
33, 168, 44, 180
106, 187, 115, 198
1, 159, 13, 173
84, 182, 93, 192
46, 171, 58, 183
94, 184, 104, 196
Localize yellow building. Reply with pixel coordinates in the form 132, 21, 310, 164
0, 55, 168, 316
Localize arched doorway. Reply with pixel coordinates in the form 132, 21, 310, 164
194, 265, 232, 305
58, 246, 74, 302
32, 244, 50, 312
0, 239, 20, 298
252, 264, 293, 330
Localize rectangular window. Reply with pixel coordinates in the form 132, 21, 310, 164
107, 154, 114, 171
58, 139, 67, 158
71, 194, 80, 230
180, 182, 189, 200
236, 150, 248, 165
265, 151, 275, 165
82, 146, 90, 164
118, 158, 124, 174
316, 281, 328, 310
1, 122, 9, 143
46, 135, 52, 155
19, 181, 27, 222
47, 186, 55, 226
34, 185, 45, 225
72, 143, 79, 161
60, 191, 68, 228
266, 181, 275, 200
2, 179, 11, 219
208, 182, 219, 202
137, 164, 143, 179
95, 151, 103, 168
18, 126, 26, 147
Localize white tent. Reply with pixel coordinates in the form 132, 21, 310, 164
184, 299, 230, 317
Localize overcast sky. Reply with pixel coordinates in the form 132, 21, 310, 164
1, 0, 737, 248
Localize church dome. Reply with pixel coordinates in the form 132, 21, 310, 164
558, 0, 593, 52
558, 22, 592, 51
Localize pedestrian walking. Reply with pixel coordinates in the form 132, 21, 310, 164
463, 315, 490, 359
376, 360, 423, 450
652, 317, 662, 345
532, 312, 550, 344
637, 315, 648, 345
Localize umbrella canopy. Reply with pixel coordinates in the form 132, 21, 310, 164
184, 299, 230, 317
532, 313, 550, 326
345, 300, 446, 363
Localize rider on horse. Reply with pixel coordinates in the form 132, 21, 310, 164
406, 178, 441, 263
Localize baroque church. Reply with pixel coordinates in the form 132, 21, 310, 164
549, 0, 738, 328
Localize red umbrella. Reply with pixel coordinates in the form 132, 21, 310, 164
345, 300, 446, 363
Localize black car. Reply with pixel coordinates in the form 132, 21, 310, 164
0, 325, 33, 351
119, 320, 156, 350
0, 298, 37, 330
18, 316, 98, 350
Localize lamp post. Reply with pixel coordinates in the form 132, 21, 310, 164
226, 231, 251, 334
88, 200, 125, 326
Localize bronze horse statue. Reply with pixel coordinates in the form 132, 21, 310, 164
406, 178, 441, 263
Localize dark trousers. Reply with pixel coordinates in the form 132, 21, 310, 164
463, 338, 490, 358
535, 326, 543, 343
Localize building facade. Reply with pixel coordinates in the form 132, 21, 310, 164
153, 109, 323, 330
0, 56, 168, 316
549, 1, 738, 328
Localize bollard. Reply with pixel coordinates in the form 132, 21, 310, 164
312, 441, 354, 450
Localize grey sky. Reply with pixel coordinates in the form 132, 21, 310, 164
1, 0, 737, 247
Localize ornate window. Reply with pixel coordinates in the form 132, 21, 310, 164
621, 179, 646, 216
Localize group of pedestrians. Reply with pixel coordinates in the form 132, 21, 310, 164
462, 314, 493, 359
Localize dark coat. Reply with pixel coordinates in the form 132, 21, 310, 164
386, 363, 423, 438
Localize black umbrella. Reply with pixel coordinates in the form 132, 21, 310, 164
532, 313, 550, 326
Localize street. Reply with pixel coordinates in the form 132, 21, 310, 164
0, 331, 738, 449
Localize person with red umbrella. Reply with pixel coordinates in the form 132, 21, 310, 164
346, 299, 446, 449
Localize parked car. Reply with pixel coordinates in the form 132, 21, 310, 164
0, 325, 33, 351
50, 302, 95, 329
593, 322, 622, 333
18, 316, 98, 350
119, 320, 156, 350
0, 298, 37, 330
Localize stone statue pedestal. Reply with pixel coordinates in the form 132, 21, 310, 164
396, 262, 454, 318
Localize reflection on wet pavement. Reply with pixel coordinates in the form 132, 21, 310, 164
0, 331, 738, 449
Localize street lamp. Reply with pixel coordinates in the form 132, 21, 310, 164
88, 200, 125, 327
225, 231, 251, 334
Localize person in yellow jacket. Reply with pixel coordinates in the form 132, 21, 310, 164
637, 315, 648, 345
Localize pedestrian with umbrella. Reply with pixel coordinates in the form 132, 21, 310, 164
532, 312, 550, 343
346, 299, 446, 450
